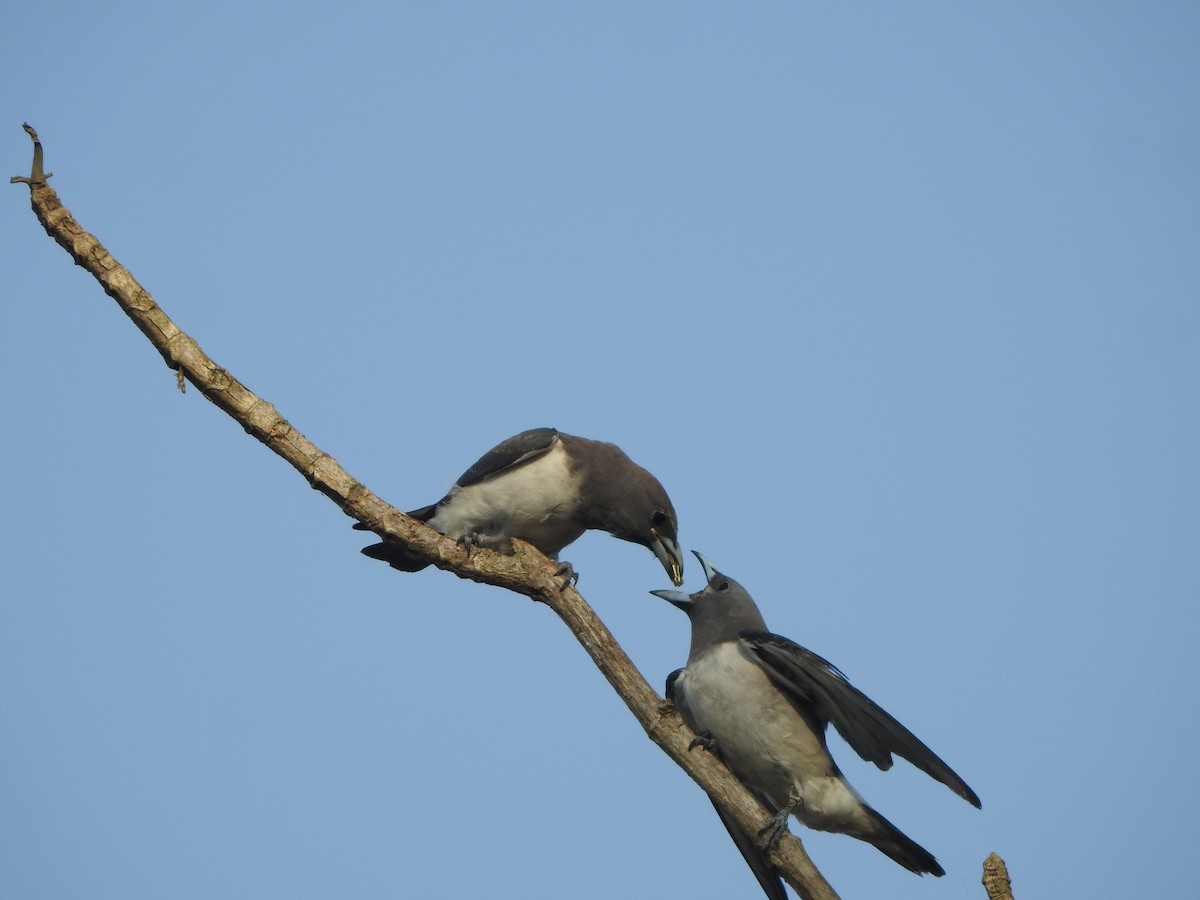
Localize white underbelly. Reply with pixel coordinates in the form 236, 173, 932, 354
430, 442, 585, 555
679, 642, 865, 827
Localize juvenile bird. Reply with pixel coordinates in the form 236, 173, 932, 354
357, 427, 683, 585
653, 553, 979, 898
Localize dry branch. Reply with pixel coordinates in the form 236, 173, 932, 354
12, 124, 838, 900
982, 853, 1015, 900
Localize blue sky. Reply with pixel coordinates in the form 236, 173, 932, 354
3, 4, 1197, 898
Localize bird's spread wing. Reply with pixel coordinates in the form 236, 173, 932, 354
455, 427, 559, 487
740, 630, 981, 808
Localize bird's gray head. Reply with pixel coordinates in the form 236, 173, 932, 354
651, 552, 768, 654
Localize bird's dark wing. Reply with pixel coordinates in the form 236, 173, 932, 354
455, 427, 559, 487
740, 630, 981, 808
664, 668, 684, 702
708, 799, 789, 900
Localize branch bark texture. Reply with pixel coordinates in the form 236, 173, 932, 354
12, 125, 838, 900
982, 852, 1015, 900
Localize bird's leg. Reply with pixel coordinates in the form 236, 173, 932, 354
757, 789, 802, 850
554, 561, 580, 591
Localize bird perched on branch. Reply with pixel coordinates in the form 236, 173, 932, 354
356, 427, 684, 586
653, 552, 979, 898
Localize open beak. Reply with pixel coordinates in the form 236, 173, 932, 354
691, 550, 719, 585
651, 551, 724, 608
650, 588, 692, 610
651, 529, 685, 586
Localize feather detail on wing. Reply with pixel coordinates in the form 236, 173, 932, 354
454, 427, 559, 486
739, 630, 981, 808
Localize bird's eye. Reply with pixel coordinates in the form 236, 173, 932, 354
651, 510, 668, 527
718, 580, 729, 591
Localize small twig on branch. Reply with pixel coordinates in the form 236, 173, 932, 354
9, 122, 51, 185
11, 124, 839, 900
982, 852, 1015, 900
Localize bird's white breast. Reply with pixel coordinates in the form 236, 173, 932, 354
429, 440, 585, 555
678, 642, 864, 827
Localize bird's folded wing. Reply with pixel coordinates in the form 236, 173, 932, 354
739, 630, 981, 808
455, 427, 560, 486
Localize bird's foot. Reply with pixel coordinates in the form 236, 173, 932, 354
757, 810, 791, 850
688, 732, 720, 755
456, 532, 484, 559
757, 792, 801, 850
554, 561, 580, 591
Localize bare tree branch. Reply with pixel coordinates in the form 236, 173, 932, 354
11, 124, 839, 900
982, 853, 1015, 900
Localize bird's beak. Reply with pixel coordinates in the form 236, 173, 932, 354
692, 550, 719, 585
651, 529, 685, 586
650, 588, 692, 611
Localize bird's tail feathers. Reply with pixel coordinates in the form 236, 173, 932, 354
351, 503, 439, 532
359, 542, 432, 572
859, 806, 944, 877
353, 504, 440, 572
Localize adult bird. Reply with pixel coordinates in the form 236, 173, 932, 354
653, 553, 979, 898
356, 427, 684, 586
